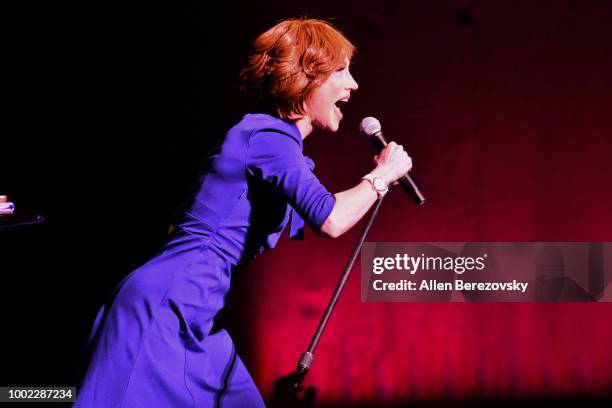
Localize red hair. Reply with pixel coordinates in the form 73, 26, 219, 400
240, 18, 356, 119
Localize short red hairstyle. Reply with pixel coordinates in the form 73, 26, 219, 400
240, 18, 356, 119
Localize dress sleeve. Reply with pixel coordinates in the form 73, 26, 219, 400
246, 130, 335, 232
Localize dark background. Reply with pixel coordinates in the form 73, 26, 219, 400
2, 0, 612, 406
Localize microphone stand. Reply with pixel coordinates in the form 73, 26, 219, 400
292, 191, 387, 390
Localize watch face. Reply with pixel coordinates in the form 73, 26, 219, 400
373, 177, 386, 190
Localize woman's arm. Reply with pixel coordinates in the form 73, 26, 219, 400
320, 142, 412, 238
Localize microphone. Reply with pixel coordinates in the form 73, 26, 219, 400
359, 117, 426, 205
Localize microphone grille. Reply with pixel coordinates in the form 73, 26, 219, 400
359, 117, 381, 137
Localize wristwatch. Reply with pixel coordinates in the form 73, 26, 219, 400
362, 174, 389, 197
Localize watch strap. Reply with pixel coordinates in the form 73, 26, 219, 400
362, 174, 389, 197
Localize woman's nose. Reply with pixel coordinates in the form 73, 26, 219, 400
347, 72, 358, 91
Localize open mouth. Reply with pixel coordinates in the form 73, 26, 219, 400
334, 97, 349, 117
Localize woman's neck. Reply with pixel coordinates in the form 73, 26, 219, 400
293, 116, 313, 140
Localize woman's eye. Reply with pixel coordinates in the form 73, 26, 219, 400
336, 66, 347, 72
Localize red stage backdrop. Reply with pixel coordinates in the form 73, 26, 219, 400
220, 1, 612, 405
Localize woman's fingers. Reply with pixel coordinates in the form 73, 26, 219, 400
371, 141, 413, 184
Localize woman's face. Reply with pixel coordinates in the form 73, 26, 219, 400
305, 59, 358, 132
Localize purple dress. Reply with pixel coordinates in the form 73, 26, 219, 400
74, 114, 336, 407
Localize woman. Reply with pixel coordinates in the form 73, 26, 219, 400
75, 18, 411, 407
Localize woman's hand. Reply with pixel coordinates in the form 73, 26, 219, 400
369, 141, 413, 185
320, 142, 414, 238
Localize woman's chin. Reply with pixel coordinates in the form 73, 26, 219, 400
325, 122, 340, 132
329, 115, 343, 131
314, 119, 340, 132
